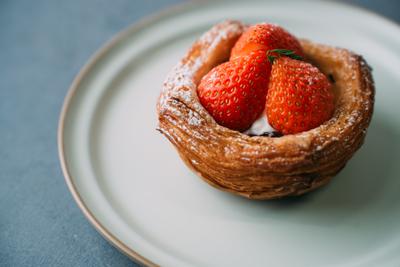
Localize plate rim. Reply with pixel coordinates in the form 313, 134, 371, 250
57, 1, 400, 266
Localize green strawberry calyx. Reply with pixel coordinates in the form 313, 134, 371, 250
267, 49, 303, 64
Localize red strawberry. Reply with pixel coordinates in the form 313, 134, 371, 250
231, 23, 304, 60
266, 57, 334, 135
198, 50, 271, 131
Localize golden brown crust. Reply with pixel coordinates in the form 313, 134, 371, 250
157, 20, 375, 199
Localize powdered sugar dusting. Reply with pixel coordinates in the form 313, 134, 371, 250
188, 110, 201, 126
158, 20, 244, 130
156, 20, 249, 166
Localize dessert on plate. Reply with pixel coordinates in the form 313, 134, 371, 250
157, 20, 374, 199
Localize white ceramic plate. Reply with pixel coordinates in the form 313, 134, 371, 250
59, 1, 400, 266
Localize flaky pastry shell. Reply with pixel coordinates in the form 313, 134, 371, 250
157, 20, 374, 199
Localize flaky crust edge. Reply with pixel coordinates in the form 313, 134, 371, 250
157, 20, 375, 199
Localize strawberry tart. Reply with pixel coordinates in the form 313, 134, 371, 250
157, 20, 374, 199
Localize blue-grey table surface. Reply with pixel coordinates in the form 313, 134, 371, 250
1, 0, 399, 266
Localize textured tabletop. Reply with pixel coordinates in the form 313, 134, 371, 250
1, 0, 399, 266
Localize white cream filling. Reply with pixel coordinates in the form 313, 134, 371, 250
244, 111, 275, 135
